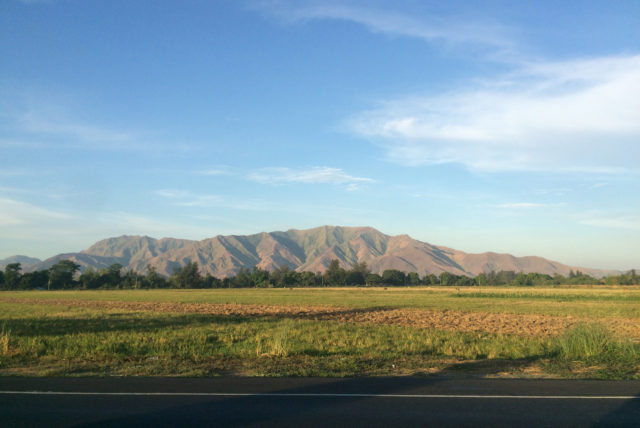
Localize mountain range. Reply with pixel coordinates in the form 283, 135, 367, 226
0, 226, 621, 278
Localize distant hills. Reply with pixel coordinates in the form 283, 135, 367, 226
0, 255, 42, 271
0, 226, 622, 278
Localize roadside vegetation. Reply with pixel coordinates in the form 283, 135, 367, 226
1, 287, 639, 379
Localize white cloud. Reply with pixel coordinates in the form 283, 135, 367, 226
248, 166, 373, 189
578, 213, 640, 231
19, 111, 136, 146
155, 189, 270, 210
349, 54, 640, 173
259, 0, 515, 55
0, 86, 166, 151
0, 197, 74, 226
175, 195, 225, 208
154, 189, 192, 199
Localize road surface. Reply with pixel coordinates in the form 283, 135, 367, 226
1, 376, 639, 427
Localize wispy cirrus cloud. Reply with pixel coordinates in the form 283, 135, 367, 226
196, 168, 230, 176
349, 54, 640, 173
257, 0, 515, 55
0, 86, 161, 151
0, 197, 74, 226
155, 189, 270, 210
248, 166, 373, 190
577, 212, 640, 231
19, 111, 135, 145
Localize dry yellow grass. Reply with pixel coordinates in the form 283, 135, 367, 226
3, 297, 639, 339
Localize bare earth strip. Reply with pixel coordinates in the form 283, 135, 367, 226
2, 298, 639, 339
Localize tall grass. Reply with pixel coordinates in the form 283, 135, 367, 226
555, 323, 611, 359
553, 323, 640, 364
547, 323, 640, 378
0, 324, 10, 356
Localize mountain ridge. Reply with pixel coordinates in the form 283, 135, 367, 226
2, 226, 622, 278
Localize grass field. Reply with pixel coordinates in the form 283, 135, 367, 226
1, 286, 639, 379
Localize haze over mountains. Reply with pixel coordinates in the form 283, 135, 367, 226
1, 226, 621, 278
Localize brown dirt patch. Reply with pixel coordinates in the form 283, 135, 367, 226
2, 297, 639, 339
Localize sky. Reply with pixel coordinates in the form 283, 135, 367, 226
1, 0, 639, 270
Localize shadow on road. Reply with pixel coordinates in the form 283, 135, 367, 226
81, 376, 448, 427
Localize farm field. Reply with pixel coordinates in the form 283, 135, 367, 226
1, 286, 639, 379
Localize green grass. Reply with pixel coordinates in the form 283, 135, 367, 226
545, 323, 640, 379
454, 291, 640, 302
0, 306, 549, 377
1, 287, 639, 379
4, 286, 640, 319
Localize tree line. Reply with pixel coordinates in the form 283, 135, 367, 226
1, 259, 638, 290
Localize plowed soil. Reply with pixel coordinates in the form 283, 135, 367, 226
3, 297, 639, 339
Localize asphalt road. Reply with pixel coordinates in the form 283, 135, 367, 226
1, 376, 639, 427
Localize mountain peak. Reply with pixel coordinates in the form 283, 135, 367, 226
20, 226, 620, 278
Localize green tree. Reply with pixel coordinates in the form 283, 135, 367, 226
251, 267, 271, 288
514, 272, 531, 286
299, 271, 319, 287
4, 263, 22, 289
271, 265, 296, 287
475, 272, 488, 286
231, 267, 253, 288
424, 273, 440, 285
18, 270, 49, 290
104, 263, 123, 288
439, 271, 453, 286
203, 273, 222, 288
80, 268, 102, 289
454, 275, 474, 286
553, 273, 566, 285
280, 266, 300, 287
324, 259, 346, 286
486, 270, 497, 285
121, 269, 144, 289
145, 265, 166, 289
345, 269, 365, 285
495, 270, 516, 285
347, 261, 370, 285
170, 261, 202, 288
527, 272, 552, 285
365, 273, 383, 285
406, 272, 421, 285
48, 260, 80, 289
382, 269, 406, 285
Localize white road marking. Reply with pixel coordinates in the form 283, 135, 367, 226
0, 391, 637, 399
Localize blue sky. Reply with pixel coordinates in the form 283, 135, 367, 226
1, 0, 638, 270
